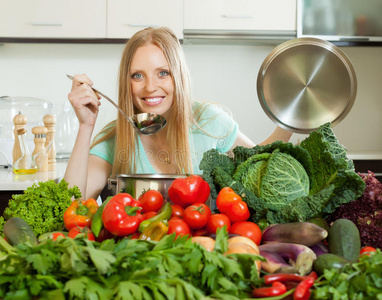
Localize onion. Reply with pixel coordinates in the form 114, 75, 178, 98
225, 240, 261, 273
228, 236, 260, 253
191, 236, 215, 252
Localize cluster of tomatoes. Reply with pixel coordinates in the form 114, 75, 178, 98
59, 175, 262, 244
140, 175, 262, 245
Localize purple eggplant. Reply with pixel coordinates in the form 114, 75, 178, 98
310, 241, 329, 257
259, 242, 317, 275
260, 250, 298, 274
261, 222, 328, 246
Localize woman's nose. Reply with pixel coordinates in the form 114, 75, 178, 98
145, 76, 158, 92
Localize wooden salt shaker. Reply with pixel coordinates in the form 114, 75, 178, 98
43, 114, 56, 171
32, 126, 49, 172
12, 113, 27, 165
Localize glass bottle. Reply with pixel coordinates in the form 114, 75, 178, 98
13, 128, 38, 175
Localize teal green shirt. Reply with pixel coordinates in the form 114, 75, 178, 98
89, 103, 239, 174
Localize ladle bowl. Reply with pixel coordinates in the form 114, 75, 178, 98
66, 75, 167, 135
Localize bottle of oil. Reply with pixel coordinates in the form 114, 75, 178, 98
13, 128, 38, 175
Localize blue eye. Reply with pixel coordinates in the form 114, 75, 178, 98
159, 70, 169, 77
131, 73, 143, 79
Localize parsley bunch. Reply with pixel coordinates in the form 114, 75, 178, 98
0, 230, 261, 300
312, 249, 382, 299
0, 179, 81, 237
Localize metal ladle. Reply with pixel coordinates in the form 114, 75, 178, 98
66, 74, 167, 135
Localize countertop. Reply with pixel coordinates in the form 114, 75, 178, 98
0, 161, 68, 191
0, 152, 381, 191
347, 152, 382, 160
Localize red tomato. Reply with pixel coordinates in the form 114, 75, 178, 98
138, 190, 164, 213
50, 232, 66, 241
360, 246, 377, 256
216, 187, 242, 212
68, 226, 95, 241
142, 211, 158, 220
96, 228, 115, 242
216, 187, 250, 222
230, 221, 262, 245
171, 204, 185, 218
168, 175, 210, 208
168, 218, 191, 237
192, 227, 209, 236
206, 214, 231, 234
129, 232, 140, 239
184, 203, 211, 230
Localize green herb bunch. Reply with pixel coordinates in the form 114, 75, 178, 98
312, 249, 382, 299
0, 229, 262, 300
0, 179, 81, 237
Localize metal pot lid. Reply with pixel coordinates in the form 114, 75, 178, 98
257, 37, 357, 133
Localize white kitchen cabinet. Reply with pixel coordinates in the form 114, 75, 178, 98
184, 0, 296, 32
107, 0, 183, 39
0, 0, 106, 38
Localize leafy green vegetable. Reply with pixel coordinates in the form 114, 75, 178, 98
0, 179, 81, 237
312, 249, 382, 299
200, 123, 366, 224
0, 229, 262, 300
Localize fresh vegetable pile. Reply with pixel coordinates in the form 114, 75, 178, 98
0, 179, 81, 237
0, 227, 262, 300
2, 122, 382, 299
199, 122, 366, 224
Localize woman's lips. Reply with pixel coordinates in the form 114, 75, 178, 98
143, 97, 164, 106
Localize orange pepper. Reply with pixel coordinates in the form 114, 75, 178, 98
63, 198, 99, 231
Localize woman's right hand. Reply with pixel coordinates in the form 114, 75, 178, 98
67, 74, 102, 127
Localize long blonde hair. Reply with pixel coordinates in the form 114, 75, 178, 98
91, 27, 193, 175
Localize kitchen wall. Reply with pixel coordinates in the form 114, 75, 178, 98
0, 42, 381, 157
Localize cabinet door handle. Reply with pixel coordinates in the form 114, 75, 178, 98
31, 23, 63, 27
125, 23, 159, 28
221, 14, 253, 19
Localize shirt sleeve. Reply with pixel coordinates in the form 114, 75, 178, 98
89, 136, 115, 165
194, 102, 239, 153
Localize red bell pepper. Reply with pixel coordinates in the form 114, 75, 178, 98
216, 187, 250, 222
63, 198, 99, 231
168, 175, 210, 208
102, 193, 144, 236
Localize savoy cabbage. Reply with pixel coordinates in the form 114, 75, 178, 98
199, 123, 366, 224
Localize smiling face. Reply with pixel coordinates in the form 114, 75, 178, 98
130, 43, 174, 117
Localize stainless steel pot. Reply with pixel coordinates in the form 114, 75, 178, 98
108, 174, 188, 201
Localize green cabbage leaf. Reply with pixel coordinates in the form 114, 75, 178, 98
199, 123, 366, 224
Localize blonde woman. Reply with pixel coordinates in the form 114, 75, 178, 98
64, 27, 292, 200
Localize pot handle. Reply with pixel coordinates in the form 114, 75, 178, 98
107, 177, 117, 194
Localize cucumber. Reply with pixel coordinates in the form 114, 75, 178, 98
328, 218, 361, 262
3, 217, 38, 246
313, 253, 350, 275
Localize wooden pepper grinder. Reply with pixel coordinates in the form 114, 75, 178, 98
43, 114, 56, 171
12, 112, 28, 165
32, 126, 49, 172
